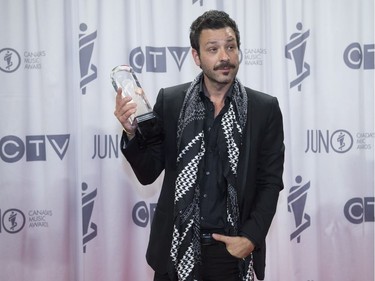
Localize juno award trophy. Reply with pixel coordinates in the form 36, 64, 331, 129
110, 64, 163, 145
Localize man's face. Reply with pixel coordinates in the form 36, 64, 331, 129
192, 27, 240, 86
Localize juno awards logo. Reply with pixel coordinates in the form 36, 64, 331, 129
0, 209, 26, 233
305, 129, 354, 154
0, 48, 21, 73
287, 175, 311, 243
82, 182, 98, 253
285, 22, 310, 92
0, 208, 53, 234
78, 23, 97, 95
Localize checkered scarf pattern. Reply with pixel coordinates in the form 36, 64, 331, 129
170, 72, 253, 281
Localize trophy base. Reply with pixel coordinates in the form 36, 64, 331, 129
135, 112, 163, 146
135, 112, 156, 123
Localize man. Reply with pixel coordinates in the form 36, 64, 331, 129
114, 10, 284, 281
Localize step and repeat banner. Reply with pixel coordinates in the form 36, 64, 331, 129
0, 0, 374, 280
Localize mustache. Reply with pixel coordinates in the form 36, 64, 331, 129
213, 62, 236, 70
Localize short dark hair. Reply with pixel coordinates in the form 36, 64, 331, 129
189, 10, 241, 54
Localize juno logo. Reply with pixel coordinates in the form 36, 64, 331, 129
0, 209, 26, 234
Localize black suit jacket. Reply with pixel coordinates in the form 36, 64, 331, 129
122, 82, 285, 280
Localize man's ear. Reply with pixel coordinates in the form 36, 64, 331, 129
191, 48, 201, 67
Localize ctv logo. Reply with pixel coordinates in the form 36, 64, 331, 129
343, 43, 374, 69
132, 201, 157, 227
344, 197, 374, 224
129, 46, 190, 73
0, 134, 70, 163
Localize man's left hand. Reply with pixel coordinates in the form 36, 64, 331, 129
212, 233, 255, 259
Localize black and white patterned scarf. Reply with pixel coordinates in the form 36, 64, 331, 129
170, 72, 254, 281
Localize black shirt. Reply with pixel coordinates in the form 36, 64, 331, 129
198, 84, 233, 231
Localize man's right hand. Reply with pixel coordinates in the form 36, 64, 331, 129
114, 88, 138, 135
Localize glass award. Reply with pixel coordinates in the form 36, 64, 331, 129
110, 64, 162, 145
110, 65, 155, 124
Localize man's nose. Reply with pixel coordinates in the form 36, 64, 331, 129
219, 48, 230, 61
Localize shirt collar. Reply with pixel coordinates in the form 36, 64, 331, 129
198, 76, 234, 101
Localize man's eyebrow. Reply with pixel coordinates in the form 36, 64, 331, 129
204, 37, 236, 46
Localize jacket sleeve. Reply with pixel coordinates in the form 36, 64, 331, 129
120, 90, 166, 185
238, 95, 284, 280
240, 96, 285, 247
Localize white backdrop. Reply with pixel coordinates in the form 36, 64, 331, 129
0, 1, 374, 280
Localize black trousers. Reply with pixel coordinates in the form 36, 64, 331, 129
153, 242, 240, 281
